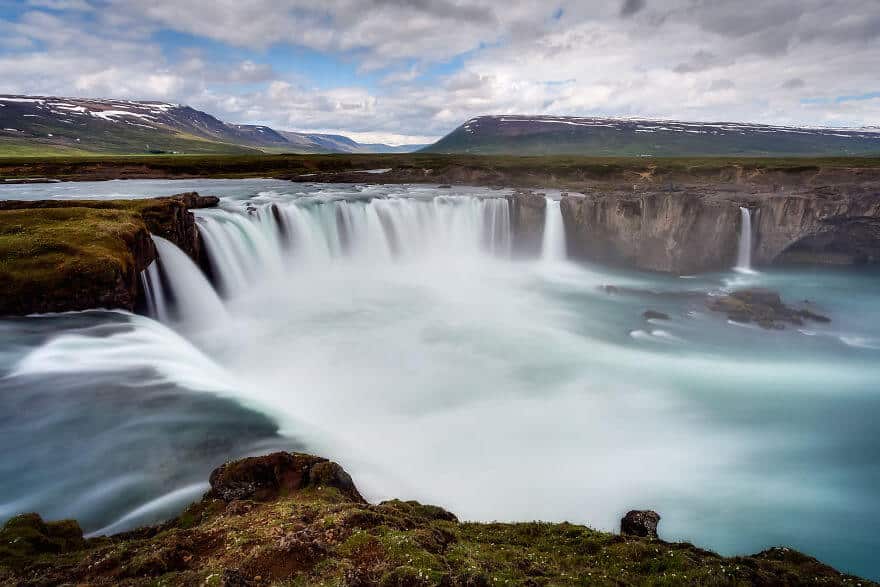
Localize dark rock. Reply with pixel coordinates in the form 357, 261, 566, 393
507, 190, 546, 256
642, 310, 670, 320
620, 510, 660, 539
708, 288, 830, 329
208, 452, 364, 503
0, 513, 85, 560
437, 184, 452, 188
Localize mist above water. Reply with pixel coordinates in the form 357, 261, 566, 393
2, 180, 880, 579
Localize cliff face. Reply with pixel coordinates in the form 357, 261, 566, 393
560, 192, 741, 274
507, 190, 546, 256
0, 194, 217, 316
753, 191, 880, 265
553, 180, 880, 274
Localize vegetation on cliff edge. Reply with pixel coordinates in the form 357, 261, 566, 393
0, 452, 871, 586
0, 195, 217, 315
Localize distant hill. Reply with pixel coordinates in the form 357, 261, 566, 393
422, 115, 880, 156
0, 95, 423, 156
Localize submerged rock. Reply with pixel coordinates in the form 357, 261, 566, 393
642, 310, 670, 320
620, 510, 661, 539
708, 288, 831, 329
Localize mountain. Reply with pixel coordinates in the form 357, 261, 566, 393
277, 130, 426, 154
0, 95, 423, 156
423, 115, 880, 156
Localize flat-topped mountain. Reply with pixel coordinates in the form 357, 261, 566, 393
0, 95, 422, 156
423, 115, 880, 156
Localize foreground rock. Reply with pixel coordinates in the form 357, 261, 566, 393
0, 451, 871, 586
620, 510, 661, 539
709, 288, 831, 329
0, 193, 217, 316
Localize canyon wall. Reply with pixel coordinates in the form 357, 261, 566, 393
552, 180, 880, 274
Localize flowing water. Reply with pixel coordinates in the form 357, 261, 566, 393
2, 180, 880, 578
542, 197, 566, 262
736, 206, 753, 272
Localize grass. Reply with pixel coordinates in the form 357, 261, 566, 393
0, 482, 867, 586
0, 452, 871, 586
1, 153, 880, 187
0, 196, 213, 315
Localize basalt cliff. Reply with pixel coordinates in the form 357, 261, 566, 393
506, 166, 880, 273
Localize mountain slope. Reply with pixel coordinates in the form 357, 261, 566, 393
0, 95, 424, 155
277, 130, 426, 154
423, 115, 880, 156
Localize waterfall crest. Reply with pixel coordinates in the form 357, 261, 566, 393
197, 196, 513, 298
541, 197, 567, 262
735, 207, 753, 273
148, 235, 227, 328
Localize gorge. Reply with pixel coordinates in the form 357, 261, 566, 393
1, 175, 880, 582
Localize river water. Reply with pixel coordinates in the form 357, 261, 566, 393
1, 179, 879, 579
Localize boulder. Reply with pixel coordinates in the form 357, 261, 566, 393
208, 452, 364, 503
620, 510, 660, 539
0, 513, 85, 560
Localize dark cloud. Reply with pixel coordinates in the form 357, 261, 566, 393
782, 78, 805, 90
674, 50, 724, 73
620, 0, 646, 17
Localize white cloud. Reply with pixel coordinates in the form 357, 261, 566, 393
0, 0, 877, 142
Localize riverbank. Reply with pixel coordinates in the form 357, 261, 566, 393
1, 451, 871, 586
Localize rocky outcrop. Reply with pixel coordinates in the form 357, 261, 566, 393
620, 510, 661, 539
708, 288, 831, 329
208, 452, 364, 503
1, 452, 870, 586
0, 193, 217, 316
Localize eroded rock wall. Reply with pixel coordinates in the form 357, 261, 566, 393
560, 192, 741, 274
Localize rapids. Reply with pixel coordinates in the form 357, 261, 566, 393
1, 180, 879, 579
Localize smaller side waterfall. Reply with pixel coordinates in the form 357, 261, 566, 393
542, 197, 567, 262
139, 261, 168, 322
148, 235, 227, 329
735, 206, 753, 272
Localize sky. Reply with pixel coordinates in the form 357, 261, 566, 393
0, 0, 878, 145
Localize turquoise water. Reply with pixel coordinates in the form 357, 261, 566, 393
1, 179, 879, 579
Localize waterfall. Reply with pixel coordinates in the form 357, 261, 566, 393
197, 196, 513, 296
735, 206, 753, 272
541, 197, 567, 262
139, 261, 168, 322
149, 235, 227, 329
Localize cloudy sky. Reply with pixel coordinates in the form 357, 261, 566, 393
0, 0, 878, 144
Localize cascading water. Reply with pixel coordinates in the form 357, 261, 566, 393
193, 195, 513, 298
5, 180, 880, 579
542, 197, 566, 262
139, 261, 168, 322
735, 206, 753, 272
149, 235, 227, 328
